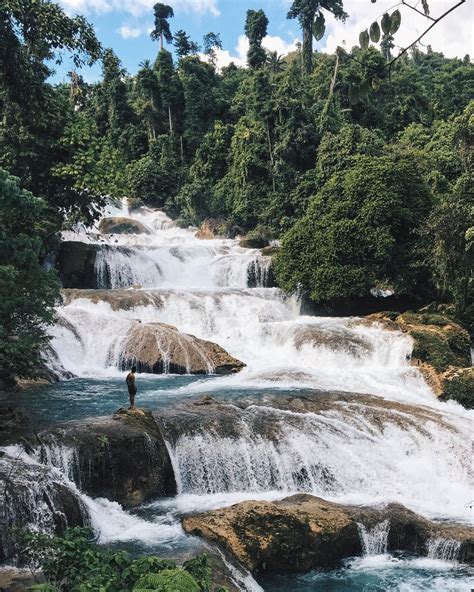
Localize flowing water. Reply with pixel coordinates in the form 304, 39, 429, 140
1, 201, 473, 590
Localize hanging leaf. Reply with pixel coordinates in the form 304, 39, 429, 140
359, 30, 370, 50
313, 12, 326, 41
369, 21, 380, 43
359, 78, 371, 98
349, 86, 360, 105
390, 10, 401, 34
421, 0, 430, 16
371, 76, 381, 92
381, 13, 392, 35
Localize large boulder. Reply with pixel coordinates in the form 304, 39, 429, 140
36, 408, 176, 508
119, 322, 245, 375
182, 494, 474, 574
99, 217, 150, 235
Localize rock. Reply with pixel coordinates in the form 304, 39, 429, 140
37, 409, 176, 508
363, 311, 473, 407
238, 225, 272, 249
196, 219, 243, 240
57, 242, 137, 289
0, 453, 88, 562
0, 407, 34, 446
98, 217, 150, 235
261, 245, 279, 256
62, 288, 164, 311
119, 322, 245, 375
439, 367, 474, 409
57, 241, 98, 289
0, 567, 46, 591
182, 494, 474, 574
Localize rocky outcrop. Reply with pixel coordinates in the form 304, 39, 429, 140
99, 217, 150, 235
0, 452, 88, 561
182, 494, 474, 574
37, 408, 176, 508
363, 311, 473, 408
57, 242, 139, 289
119, 322, 245, 375
196, 219, 242, 240
57, 241, 99, 289
62, 288, 164, 311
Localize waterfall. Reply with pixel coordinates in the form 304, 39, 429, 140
427, 537, 462, 562
358, 520, 390, 555
163, 400, 473, 523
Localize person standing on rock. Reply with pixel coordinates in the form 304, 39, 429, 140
126, 366, 137, 409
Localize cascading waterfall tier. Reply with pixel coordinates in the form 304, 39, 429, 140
160, 393, 473, 524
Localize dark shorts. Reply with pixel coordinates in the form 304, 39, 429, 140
128, 387, 137, 396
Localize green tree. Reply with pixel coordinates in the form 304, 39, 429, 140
203, 32, 223, 65
0, 169, 59, 385
174, 30, 199, 60
276, 152, 433, 303
245, 9, 269, 69
287, 0, 347, 74
150, 3, 174, 49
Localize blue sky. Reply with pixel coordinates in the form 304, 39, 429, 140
54, 0, 472, 83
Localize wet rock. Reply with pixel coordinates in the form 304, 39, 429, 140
182, 494, 474, 574
0, 408, 33, 446
119, 322, 245, 375
292, 325, 373, 357
62, 288, 164, 311
99, 217, 150, 235
36, 409, 176, 508
0, 453, 87, 562
57, 241, 98, 289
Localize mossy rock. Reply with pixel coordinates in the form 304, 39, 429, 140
440, 368, 474, 409
133, 568, 200, 592
397, 312, 471, 372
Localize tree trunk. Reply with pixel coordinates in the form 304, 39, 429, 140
302, 15, 314, 75
168, 105, 173, 135
266, 120, 276, 193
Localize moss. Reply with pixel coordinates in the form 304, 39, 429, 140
397, 312, 471, 372
440, 369, 474, 409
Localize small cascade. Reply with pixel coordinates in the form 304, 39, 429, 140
36, 437, 80, 485
247, 255, 274, 287
427, 537, 462, 562
358, 520, 390, 555
95, 246, 162, 289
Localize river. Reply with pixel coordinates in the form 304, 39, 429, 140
1, 201, 473, 591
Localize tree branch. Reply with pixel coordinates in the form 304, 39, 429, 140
388, 0, 466, 67
401, 0, 436, 22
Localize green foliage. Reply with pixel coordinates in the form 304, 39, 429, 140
441, 369, 474, 409
150, 3, 174, 47
276, 153, 432, 303
245, 9, 269, 69
133, 569, 200, 592
15, 528, 215, 592
0, 169, 60, 381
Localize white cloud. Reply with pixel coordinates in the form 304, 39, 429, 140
118, 24, 143, 39
59, 0, 220, 16
320, 0, 473, 60
211, 33, 301, 70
